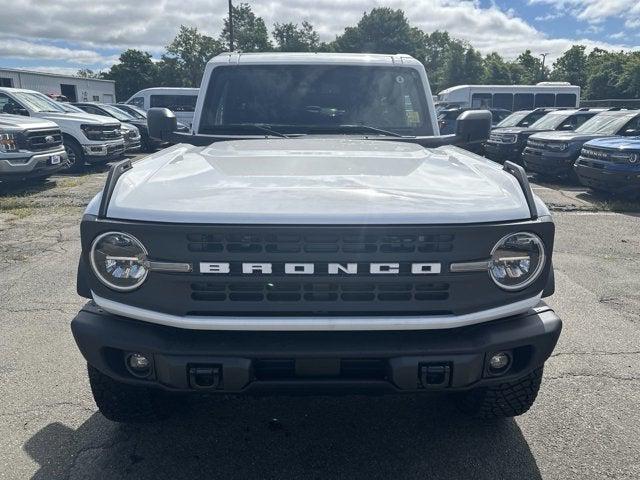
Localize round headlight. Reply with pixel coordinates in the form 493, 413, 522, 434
90, 232, 148, 291
489, 232, 546, 291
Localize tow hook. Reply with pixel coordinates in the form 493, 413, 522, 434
419, 363, 451, 389
188, 365, 222, 390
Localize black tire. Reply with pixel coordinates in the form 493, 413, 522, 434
454, 367, 544, 419
63, 137, 85, 173
87, 364, 179, 423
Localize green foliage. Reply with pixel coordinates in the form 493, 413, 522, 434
101, 5, 640, 102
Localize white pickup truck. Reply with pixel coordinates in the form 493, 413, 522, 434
71, 53, 561, 423
0, 88, 125, 171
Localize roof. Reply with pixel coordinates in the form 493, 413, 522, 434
439, 84, 580, 94
208, 52, 421, 66
0, 67, 114, 83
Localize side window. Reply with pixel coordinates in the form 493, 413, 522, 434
556, 93, 577, 107
129, 97, 144, 108
493, 93, 513, 111
471, 93, 492, 108
535, 93, 555, 107
557, 115, 578, 130
620, 116, 640, 135
514, 93, 534, 110
150, 95, 197, 112
92, 95, 100, 101
0, 93, 26, 115
574, 114, 593, 128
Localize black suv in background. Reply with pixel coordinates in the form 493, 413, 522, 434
523, 110, 640, 178
437, 107, 511, 135
485, 108, 603, 163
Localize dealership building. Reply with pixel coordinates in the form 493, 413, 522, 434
0, 68, 116, 103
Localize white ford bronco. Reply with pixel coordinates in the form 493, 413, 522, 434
0, 114, 67, 182
72, 53, 561, 422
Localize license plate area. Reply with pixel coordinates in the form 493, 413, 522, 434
49, 154, 61, 165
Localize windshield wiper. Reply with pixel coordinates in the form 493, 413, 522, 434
334, 124, 406, 137
215, 123, 290, 138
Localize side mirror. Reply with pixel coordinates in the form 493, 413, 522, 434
147, 108, 177, 140
17, 108, 30, 117
455, 110, 492, 144
559, 124, 574, 131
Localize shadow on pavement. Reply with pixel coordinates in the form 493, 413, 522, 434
24, 394, 542, 480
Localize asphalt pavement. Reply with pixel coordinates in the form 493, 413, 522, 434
0, 155, 638, 479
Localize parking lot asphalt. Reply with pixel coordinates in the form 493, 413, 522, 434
0, 153, 639, 480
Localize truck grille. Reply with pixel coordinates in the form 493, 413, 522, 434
20, 129, 63, 151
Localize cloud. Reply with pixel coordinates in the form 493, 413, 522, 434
0, 0, 638, 70
529, 0, 640, 27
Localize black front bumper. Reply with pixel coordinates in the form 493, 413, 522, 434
575, 159, 640, 194
522, 148, 577, 176
483, 142, 523, 162
71, 302, 562, 395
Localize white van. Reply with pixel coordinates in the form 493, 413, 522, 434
437, 83, 580, 111
125, 87, 198, 127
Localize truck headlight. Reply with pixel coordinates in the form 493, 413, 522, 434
489, 232, 546, 291
90, 232, 149, 291
0, 132, 18, 152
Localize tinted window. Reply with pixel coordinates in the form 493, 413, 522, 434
128, 97, 144, 108
492, 110, 511, 123
471, 93, 492, 108
574, 113, 595, 127
150, 94, 197, 112
200, 65, 434, 136
493, 93, 513, 110
514, 93, 534, 110
535, 93, 555, 107
0, 93, 24, 115
556, 93, 577, 107
496, 110, 530, 127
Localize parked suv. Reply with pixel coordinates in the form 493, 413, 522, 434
523, 110, 640, 178
0, 114, 67, 182
485, 108, 602, 163
71, 53, 561, 423
494, 108, 556, 130
0, 88, 125, 172
72, 103, 142, 153
575, 137, 640, 196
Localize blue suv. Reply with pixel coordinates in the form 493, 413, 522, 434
575, 137, 640, 196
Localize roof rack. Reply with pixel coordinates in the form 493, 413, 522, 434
503, 161, 538, 219
97, 159, 133, 219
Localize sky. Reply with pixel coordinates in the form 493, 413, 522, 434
0, 0, 639, 75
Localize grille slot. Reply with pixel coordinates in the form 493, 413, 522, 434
21, 129, 63, 151
190, 281, 450, 303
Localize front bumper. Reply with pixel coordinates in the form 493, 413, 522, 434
124, 136, 142, 152
575, 158, 640, 194
83, 140, 126, 162
522, 147, 578, 176
0, 147, 67, 181
483, 141, 523, 162
71, 301, 562, 394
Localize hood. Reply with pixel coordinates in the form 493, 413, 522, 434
584, 136, 640, 151
530, 131, 601, 143
0, 114, 57, 130
99, 138, 533, 224
38, 111, 120, 126
492, 127, 529, 135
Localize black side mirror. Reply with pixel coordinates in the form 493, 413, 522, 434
147, 108, 177, 140
17, 108, 30, 117
455, 110, 492, 144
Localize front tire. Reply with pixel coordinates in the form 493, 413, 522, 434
87, 364, 179, 423
63, 138, 85, 173
454, 367, 544, 419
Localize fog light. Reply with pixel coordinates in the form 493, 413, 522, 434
489, 352, 511, 372
127, 353, 151, 376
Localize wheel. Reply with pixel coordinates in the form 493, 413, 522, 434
63, 138, 85, 173
87, 364, 179, 423
454, 367, 543, 419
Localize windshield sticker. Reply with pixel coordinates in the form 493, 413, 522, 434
396, 75, 405, 84
406, 111, 420, 126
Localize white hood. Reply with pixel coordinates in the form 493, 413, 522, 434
98, 138, 533, 224
38, 111, 120, 126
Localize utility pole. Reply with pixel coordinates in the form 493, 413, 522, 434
539, 52, 549, 81
228, 0, 235, 52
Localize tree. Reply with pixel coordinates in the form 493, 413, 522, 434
550, 45, 588, 88
617, 52, 640, 99
166, 25, 223, 87
154, 55, 186, 87
514, 50, 546, 84
482, 53, 511, 84
76, 68, 101, 79
103, 49, 157, 101
221, 3, 272, 52
273, 21, 320, 52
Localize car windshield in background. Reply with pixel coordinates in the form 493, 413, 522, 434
199, 65, 434, 136
529, 113, 569, 130
496, 111, 529, 127
575, 113, 637, 135
100, 104, 134, 122
14, 92, 66, 113
116, 105, 146, 119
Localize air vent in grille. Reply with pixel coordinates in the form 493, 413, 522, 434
190, 281, 450, 303
187, 233, 454, 254
23, 129, 63, 151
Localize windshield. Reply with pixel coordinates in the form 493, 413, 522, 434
575, 113, 637, 135
57, 103, 84, 113
115, 105, 146, 119
199, 65, 433, 136
14, 92, 66, 113
496, 111, 530, 127
529, 113, 569, 130
100, 104, 134, 122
